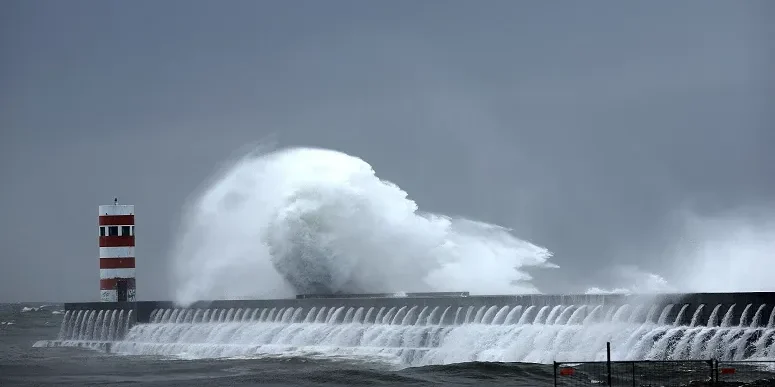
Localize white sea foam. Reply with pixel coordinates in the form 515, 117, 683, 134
170, 147, 556, 305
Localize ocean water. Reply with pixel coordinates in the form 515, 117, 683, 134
0, 302, 555, 387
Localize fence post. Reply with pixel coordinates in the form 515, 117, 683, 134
606, 342, 612, 386
553, 361, 557, 387
713, 359, 718, 383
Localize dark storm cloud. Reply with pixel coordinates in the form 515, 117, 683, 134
1, 0, 772, 301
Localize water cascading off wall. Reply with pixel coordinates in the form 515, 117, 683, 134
51, 302, 775, 366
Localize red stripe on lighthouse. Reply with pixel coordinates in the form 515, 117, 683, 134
99, 236, 135, 247
100, 258, 135, 269
100, 278, 136, 290
99, 215, 135, 225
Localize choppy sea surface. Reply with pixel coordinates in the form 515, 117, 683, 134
0, 303, 555, 387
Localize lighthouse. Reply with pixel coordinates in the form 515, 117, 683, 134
98, 198, 136, 302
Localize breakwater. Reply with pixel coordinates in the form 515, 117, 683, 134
42, 291, 775, 364
62, 291, 775, 327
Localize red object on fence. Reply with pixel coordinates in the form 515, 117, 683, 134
720, 367, 736, 375
559, 367, 575, 376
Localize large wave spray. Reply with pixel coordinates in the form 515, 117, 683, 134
171, 147, 556, 305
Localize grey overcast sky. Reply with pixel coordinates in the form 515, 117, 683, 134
2, 0, 773, 302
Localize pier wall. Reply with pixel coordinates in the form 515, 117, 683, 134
63, 292, 775, 327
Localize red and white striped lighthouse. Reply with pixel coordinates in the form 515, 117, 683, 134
98, 198, 136, 302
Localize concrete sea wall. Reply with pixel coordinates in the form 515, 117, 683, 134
63, 291, 775, 328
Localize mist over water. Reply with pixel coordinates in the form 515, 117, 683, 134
170, 147, 556, 305
668, 210, 775, 293
583, 208, 775, 295
585, 265, 676, 295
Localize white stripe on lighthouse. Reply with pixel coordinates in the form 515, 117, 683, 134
99, 268, 136, 279
100, 290, 117, 302
99, 246, 135, 258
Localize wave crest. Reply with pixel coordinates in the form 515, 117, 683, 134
171, 147, 555, 305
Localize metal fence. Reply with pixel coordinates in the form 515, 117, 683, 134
553, 360, 775, 386
715, 360, 775, 385
553, 360, 714, 386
